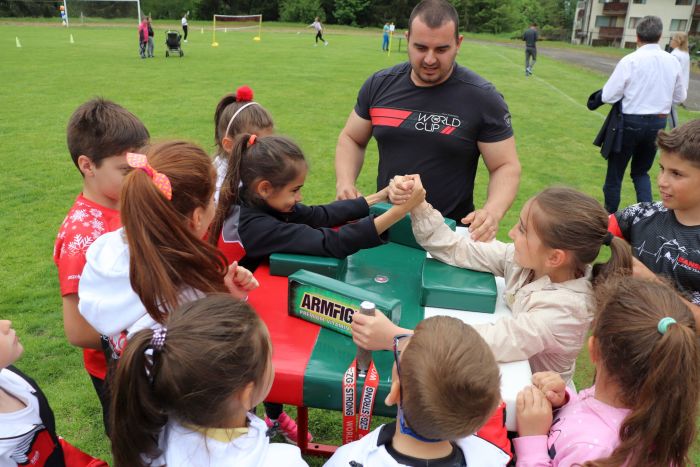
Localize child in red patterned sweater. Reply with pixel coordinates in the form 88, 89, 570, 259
53, 98, 149, 433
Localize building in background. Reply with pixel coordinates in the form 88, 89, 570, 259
572, 0, 698, 48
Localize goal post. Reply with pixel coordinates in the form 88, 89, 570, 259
63, 0, 142, 25
212, 14, 262, 46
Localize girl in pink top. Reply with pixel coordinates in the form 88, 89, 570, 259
514, 276, 700, 467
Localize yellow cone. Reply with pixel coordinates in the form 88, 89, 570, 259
70, 34, 74, 44
15, 37, 21, 48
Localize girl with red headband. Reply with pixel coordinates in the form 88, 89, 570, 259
212, 85, 274, 204
78, 141, 258, 364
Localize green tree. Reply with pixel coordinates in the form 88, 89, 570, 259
463, 0, 518, 34
279, 0, 322, 22
333, 0, 369, 26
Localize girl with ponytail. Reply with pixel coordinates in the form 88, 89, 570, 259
354, 184, 632, 388
210, 133, 423, 272
514, 276, 700, 466
212, 85, 274, 203
209, 131, 423, 443
110, 295, 307, 467
78, 141, 257, 360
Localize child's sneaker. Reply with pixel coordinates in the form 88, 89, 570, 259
324, 41, 329, 46
265, 412, 313, 445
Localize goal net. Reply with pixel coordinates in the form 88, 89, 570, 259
64, 0, 142, 25
0, 0, 141, 24
212, 14, 262, 46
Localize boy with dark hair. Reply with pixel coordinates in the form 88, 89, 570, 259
609, 119, 700, 330
53, 98, 149, 431
326, 316, 510, 466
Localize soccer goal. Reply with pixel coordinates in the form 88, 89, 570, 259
211, 14, 262, 46
63, 0, 142, 26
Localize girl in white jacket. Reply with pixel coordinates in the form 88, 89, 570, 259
353, 181, 632, 386
110, 294, 307, 467
78, 141, 257, 361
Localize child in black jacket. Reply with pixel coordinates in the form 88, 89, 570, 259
211, 133, 423, 272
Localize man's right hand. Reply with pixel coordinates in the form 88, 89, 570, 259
336, 184, 361, 200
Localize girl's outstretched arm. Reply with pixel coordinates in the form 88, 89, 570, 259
373, 182, 425, 235
411, 200, 509, 277
364, 186, 389, 206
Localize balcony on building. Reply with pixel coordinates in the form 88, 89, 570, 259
694, 4, 700, 18
602, 2, 628, 16
598, 26, 624, 38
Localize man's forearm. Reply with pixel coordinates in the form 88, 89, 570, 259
483, 160, 521, 222
335, 133, 366, 188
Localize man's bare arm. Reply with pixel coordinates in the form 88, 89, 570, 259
335, 110, 373, 200
463, 137, 521, 241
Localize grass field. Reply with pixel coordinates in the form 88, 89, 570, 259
1, 20, 698, 465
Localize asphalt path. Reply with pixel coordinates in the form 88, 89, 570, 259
474, 40, 700, 111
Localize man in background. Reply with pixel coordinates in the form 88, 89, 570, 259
523, 23, 537, 76
601, 15, 685, 213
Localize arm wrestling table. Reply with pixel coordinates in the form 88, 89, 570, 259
247, 227, 532, 457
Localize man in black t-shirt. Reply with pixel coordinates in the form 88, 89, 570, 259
335, 0, 520, 241
523, 23, 538, 76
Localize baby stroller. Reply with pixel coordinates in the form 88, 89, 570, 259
165, 31, 183, 57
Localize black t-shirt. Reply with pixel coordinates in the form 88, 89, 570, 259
523, 29, 538, 48
612, 202, 700, 304
354, 62, 513, 221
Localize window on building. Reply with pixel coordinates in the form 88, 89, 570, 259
596, 16, 614, 28
670, 19, 688, 31
633, 0, 647, 4
628, 17, 640, 29
675, 0, 692, 5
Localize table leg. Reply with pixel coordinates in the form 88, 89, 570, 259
296, 406, 338, 458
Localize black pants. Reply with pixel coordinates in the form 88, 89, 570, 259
602, 114, 667, 213
90, 374, 111, 436
315, 31, 325, 43
525, 47, 537, 70
183, 25, 188, 41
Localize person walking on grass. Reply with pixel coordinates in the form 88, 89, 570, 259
382, 22, 390, 51
138, 17, 148, 58
181, 12, 188, 43
523, 23, 538, 76
146, 16, 154, 58
308, 17, 328, 46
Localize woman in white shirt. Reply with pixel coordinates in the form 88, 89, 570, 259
670, 31, 690, 127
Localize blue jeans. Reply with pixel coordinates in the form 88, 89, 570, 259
602, 114, 667, 213
382, 34, 389, 50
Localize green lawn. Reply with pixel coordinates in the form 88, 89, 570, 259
0, 21, 697, 465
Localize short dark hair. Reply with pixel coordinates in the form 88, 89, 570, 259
408, 0, 459, 40
636, 16, 662, 43
401, 316, 500, 440
66, 98, 149, 171
657, 119, 700, 167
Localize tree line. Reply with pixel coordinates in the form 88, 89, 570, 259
2, 0, 574, 39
